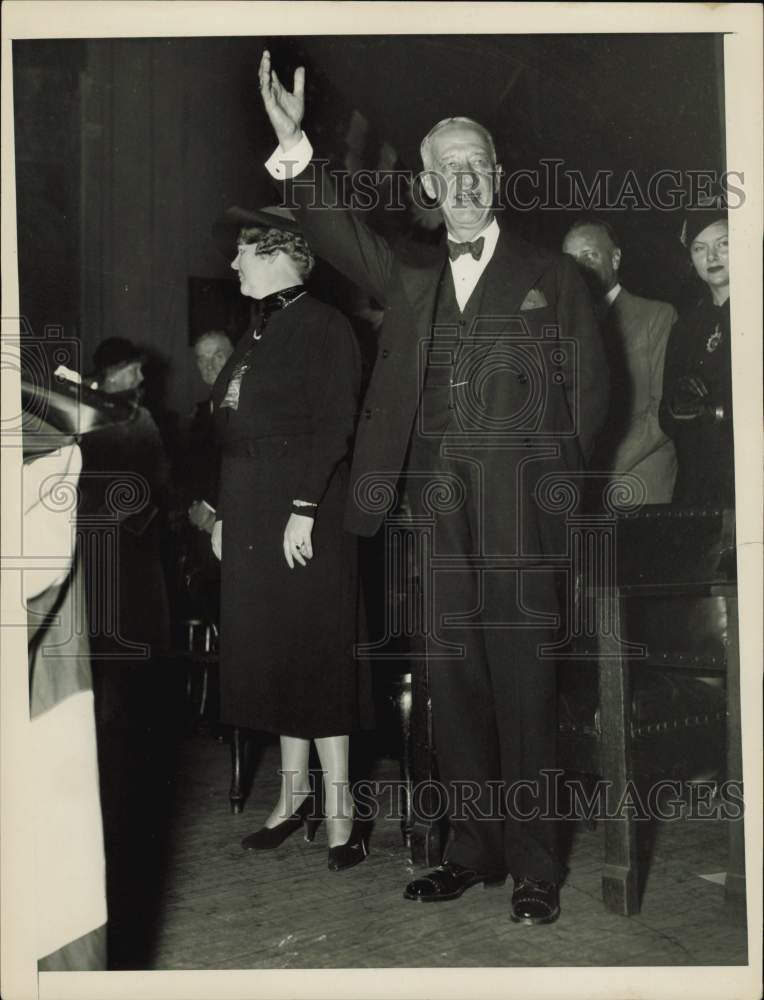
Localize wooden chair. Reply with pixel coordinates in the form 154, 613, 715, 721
392, 505, 744, 912
572, 506, 744, 914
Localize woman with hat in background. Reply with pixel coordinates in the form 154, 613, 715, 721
210, 206, 369, 870
81, 336, 172, 688
80, 337, 173, 735
659, 205, 734, 508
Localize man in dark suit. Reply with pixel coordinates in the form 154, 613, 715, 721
563, 220, 677, 504
258, 51, 608, 923
186, 330, 234, 533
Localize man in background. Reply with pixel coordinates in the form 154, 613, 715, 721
187, 330, 233, 532
563, 220, 677, 504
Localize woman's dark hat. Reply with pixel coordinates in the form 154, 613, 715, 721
212, 205, 301, 259
681, 197, 728, 248
92, 337, 144, 374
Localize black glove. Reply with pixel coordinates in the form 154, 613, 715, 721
668, 375, 725, 422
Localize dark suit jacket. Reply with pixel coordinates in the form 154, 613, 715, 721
282, 164, 608, 556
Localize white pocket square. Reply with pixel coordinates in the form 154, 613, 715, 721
520, 288, 548, 310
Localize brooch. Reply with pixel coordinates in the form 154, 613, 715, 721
706, 323, 722, 353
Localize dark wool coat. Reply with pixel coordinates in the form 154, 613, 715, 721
212, 293, 369, 737
659, 294, 734, 508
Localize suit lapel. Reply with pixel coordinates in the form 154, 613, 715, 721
470, 229, 548, 356
481, 229, 544, 313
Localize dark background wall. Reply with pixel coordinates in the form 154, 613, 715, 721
12, 33, 725, 432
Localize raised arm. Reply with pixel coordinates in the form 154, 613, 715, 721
258, 50, 394, 303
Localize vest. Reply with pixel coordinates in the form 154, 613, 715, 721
418, 265, 489, 435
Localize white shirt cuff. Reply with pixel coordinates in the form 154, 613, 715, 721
265, 131, 314, 180
200, 500, 216, 514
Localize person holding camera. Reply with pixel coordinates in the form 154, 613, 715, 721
258, 51, 608, 923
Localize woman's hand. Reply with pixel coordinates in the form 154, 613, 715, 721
211, 520, 222, 560
258, 49, 304, 152
283, 513, 314, 569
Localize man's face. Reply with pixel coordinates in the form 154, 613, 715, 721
422, 123, 498, 236
690, 220, 729, 292
562, 225, 620, 295
194, 337, 232, 386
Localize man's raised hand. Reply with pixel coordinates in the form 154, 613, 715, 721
258, 50, 305, 152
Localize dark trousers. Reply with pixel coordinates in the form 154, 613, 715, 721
407, 430, 565, 882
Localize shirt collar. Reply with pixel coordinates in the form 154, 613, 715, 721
603, 282, 622, 308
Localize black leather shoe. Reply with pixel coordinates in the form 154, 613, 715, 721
510, 876, 561, 924
241, 797, 320, 850
327, 822, 368, 871
404, 862, 506, 902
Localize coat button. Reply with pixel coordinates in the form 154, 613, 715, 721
517, 372, 528, 384
364, 408, 372, 419
381, 348, 390, 358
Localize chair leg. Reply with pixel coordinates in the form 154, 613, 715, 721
398, 672, 413, 847
229, 727, 249, 813
724, 594, 746, 904
597, 590, 639, 915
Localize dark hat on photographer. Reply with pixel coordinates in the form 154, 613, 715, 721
91, 337, 144, 375
212, 205, 301, 259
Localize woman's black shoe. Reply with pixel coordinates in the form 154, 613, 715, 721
327, 822, 368, 871
241, 797, 320, 850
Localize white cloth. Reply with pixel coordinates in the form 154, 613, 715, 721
264, 130, 314, 180
33, 689, 107, 958
22, 443, 82, 601
265, 134, 500, 309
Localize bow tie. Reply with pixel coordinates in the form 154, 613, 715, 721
447, 236, 485, 262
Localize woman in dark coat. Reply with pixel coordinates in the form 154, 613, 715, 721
211, 207, 367, 869
659, 207, 734, 508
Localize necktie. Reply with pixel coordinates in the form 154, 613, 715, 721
447, 236, 485, 262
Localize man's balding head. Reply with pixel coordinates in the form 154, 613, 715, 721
194, 330, 233, 386
562, 220, 622, 296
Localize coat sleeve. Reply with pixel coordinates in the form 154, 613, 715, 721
554, 255, 609, 462
658, 315, 684, 441
649, 302, 677, 415
293, 309, 362, 507
279, 161, 395, 305
638, 300, 678, 463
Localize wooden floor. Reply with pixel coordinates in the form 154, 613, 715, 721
105, 727, 749, 971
